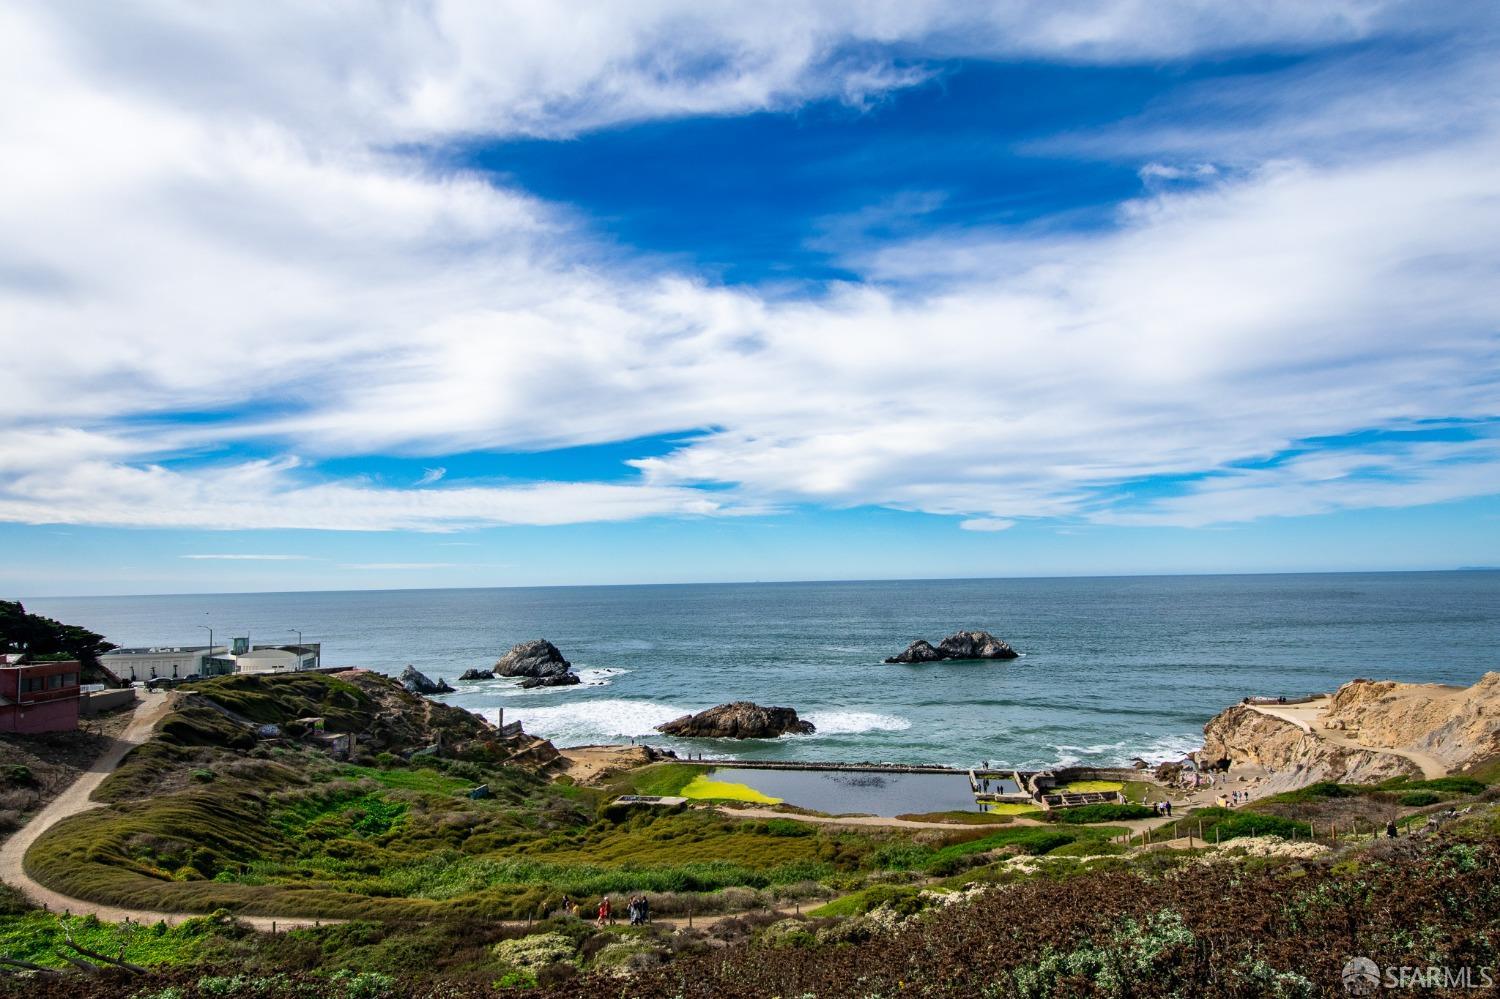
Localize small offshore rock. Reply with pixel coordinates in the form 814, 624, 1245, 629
518, 671, 582, 689
457, 668, 493, 681
400, 664, 455, 695
656, 701, 815, 739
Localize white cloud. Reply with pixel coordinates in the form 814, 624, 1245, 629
342, 563, 460, 571
1, 2, 1498, 538
959, 518, 1016, 532
179, 554, 315, 561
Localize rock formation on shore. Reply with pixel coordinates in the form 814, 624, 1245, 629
1197, 672, 1500, 794
885, 630, 1019, 663
494, 639, 581, 688
656, 701, 815, 738
399, 664, 455, 695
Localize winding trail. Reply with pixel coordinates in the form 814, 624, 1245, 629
0, 693, 331, 931
1247, 698, 1448, 780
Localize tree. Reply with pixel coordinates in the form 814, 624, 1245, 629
0, 600, 118, 683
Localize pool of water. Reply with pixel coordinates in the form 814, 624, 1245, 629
707, 767, 983, 816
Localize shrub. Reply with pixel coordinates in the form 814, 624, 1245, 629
492, 931, 577, 971
1049, 803, 1155, 824
2, 764, 34, 786
1399, 791, 1441, 807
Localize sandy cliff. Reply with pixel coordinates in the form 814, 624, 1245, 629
1198, 672, 1500, 793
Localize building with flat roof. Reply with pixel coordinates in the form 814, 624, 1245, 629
99, 645, 232, 683
0, 659, 81, 733
237, 644, 321, 673
100, 641, 322, 682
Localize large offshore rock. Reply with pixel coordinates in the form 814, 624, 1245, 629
885, 630, 1018, 663
936, 630, 1019, 660
656, 701, 815, 739
495, 638, 581, 688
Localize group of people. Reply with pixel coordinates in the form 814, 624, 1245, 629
585, 894, 651, 926
1215, 789, 1252, 808
1151, 799, 1174, 817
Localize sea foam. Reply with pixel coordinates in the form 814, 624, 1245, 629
802, 710, 912, 735
493, 699, 688, 744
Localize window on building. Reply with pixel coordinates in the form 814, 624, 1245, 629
48, 674, 63, 689
64, 673, 78, 686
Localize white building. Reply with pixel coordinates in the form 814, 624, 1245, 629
236, 645, 320, 673
100, 645, 233, 683
100, 641, 321, 681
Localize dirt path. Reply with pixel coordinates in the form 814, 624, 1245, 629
1248, 698, 1448, 780
0, 692, 332, 931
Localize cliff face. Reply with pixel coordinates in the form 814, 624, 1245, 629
1199, 704, 1418, 793
1197, 672, 1500, 793
1323, 673, 1500, 769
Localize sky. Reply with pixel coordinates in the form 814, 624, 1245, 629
2, 1, 1499, 596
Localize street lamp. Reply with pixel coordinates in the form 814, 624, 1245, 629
198, 624, 214, 678
288, 629, 303, 648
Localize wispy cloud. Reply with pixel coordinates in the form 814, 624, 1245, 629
959, 519, 1016, 533
180, 554, 316, 561
341, 562, 461, 571
416, 467, 447, 486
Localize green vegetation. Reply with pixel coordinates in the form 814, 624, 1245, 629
0, 599, 115, 682
1166, 807, 1311, 842
611, 762, 707, 797
1382, 775, 1486, 796
0, 911, 217, 969
1047, 802, 1155, 824
1055, 779, 1124, 794
896, 809, 1017, 824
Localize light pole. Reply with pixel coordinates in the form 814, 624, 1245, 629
288, 629, 303, 648
199, 624, 214, 677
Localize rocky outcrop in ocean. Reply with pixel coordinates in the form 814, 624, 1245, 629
885, 630, 1019, 663
457, 668, 492, 681
400, 664, 455, 695
494, 639, 581, 688
656, 701, 816, 739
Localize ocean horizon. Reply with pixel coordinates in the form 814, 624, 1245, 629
26, 569, 1500, 770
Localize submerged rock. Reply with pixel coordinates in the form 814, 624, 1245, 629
495, 638, 581, 688
885, 630, 1019, 663
457, 668, 493, 681
400, 664, 454, 695
655, 701, 815, 739
518, 671, 582, 689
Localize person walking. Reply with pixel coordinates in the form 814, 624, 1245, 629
597, 896, 611, 926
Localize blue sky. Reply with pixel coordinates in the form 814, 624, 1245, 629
2, 3, 1499, 596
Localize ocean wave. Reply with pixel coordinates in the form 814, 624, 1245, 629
802, 710, 912, 735
576, 667, 630, 687
491, 699, 687, 745
1047, 733, 1202, 769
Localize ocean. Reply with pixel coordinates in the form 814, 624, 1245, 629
25, 571, 1500, 770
